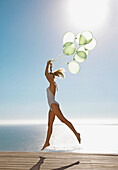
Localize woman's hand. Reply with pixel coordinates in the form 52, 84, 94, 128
47, 60, 52, 72
47, 60, 52, 65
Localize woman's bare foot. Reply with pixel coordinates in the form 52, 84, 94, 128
76, 133, 81, 144
41, 142, 50, 151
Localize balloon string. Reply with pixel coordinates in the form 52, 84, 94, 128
51, 56, 64, 61
52, 60, 69, 67
51, 55, 73, 68
51, 55, 72, 61
52, 61, 68, 68
53, 62, 66, 67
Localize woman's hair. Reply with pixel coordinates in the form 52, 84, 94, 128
50, 68, 65, 78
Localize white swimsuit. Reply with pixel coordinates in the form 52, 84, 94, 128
46, 86, 59, 110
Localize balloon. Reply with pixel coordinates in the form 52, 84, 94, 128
63, 42, 76, 56
73, 46, 89, 62
84, 37, 97, 50
50, 30, 96, 74
79, 31, 93, 45
67, 61, 80, 74
74, 53, 86, 63
63, 32, 75, 45
75, 33, 81, 44
77, 46, 89, 55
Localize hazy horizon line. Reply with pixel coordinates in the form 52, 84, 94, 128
0, 118, 118, 125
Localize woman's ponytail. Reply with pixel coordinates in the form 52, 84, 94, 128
53, 68, 65, 78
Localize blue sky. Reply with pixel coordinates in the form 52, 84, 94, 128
0, 0, 118, 123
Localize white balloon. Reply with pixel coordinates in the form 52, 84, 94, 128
75, 33, 81, 44
82, 31, 93, 42
84, 37, 97, 50
63, 32, 75, 45
67, 61, 80, 74
77, 46, 89, 55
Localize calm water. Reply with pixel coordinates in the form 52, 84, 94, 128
0, 122, 118, 154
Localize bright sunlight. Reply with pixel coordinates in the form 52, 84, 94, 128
66, 0, 110, 31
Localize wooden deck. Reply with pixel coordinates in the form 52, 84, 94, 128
0, 152, 118, 170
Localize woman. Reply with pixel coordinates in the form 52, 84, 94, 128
41, 60, 81, 151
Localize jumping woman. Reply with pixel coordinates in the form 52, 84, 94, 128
41, 60, 81, 151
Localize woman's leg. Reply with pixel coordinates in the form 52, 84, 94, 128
41, 110, 55, 150
51, 104, 81, 143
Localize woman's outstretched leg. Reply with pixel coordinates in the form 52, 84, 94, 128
41, 110, 55, 151
51, 104, 81, 144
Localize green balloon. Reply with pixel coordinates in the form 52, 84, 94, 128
79, 31, 93, 45
79, 34, 87, 45
74, 53, 87, 63
63, 42, 76, 56
77, 51, 87, 58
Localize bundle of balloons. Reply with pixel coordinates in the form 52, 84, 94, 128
51, 31, 96, 74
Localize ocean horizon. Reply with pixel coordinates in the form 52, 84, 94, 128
0, 119, 118, 154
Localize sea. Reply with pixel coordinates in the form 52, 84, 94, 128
0, 119, 118, 154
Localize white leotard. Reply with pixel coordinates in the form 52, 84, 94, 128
46, 86, 59, 110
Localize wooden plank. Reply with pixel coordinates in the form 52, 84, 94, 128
0, 152, 118, 170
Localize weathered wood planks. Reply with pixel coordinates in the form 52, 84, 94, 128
0, 152, 118, 170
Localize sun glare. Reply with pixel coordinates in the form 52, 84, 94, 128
66, 0, 110, 31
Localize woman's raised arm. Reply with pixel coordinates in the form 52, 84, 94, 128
45, 60, 53, 83
45, 60, 51, 76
